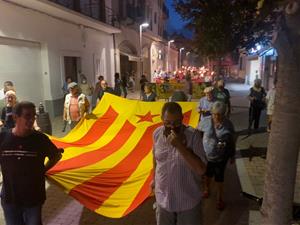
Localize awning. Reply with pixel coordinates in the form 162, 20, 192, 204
120, 51, 140, 62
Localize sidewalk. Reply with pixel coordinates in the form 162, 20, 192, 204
228, 83, 300, 225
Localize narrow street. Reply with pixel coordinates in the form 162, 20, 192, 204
0, 82, 267, 225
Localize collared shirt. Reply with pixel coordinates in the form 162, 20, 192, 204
198, 96, 215, 120
153, 126, 207, 212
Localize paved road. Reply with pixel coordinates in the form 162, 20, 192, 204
0, 83, 259, 225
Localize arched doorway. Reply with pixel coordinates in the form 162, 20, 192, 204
118, 40, 138, 81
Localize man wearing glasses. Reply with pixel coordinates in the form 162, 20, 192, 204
152, 102, 207, 225
0, 101, 62, 225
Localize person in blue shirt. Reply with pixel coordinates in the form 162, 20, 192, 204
198, 86, 215, 121
198, 101, 236, 210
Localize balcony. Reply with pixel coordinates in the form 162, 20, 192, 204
48, 0, 120, 28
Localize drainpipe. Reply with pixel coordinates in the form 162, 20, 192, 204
113, 33, 117, 74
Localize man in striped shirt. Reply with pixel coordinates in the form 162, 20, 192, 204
152, 102, 207, 225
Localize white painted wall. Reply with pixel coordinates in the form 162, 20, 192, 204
249, 59, 260, 85
0, 42, 43, 105
0, 1, 115, 109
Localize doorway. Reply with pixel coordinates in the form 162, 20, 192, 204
64, 56, 81, 82
120, 54, 137, 79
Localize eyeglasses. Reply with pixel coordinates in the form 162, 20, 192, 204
163, 119, 182, 127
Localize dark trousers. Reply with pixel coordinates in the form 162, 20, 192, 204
1, 200, 42, 225
248, 106, 262, 129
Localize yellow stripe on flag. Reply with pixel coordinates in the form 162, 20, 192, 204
49, 124, 150, 192
48, 93, 200, 218
95, 151, 153, 218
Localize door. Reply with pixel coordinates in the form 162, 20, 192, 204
64, 56, 81, 82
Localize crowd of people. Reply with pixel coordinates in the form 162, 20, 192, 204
61, 72, 135, 132
0, 72, 277, 224
153, 66, 214, 84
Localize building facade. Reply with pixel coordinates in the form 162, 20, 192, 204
0, 0, 120, 117
239, 46, 278, 89
111, 0, 177, 84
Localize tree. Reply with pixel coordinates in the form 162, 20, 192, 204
259, 1, 300, 224
174, 0, 276, 73
175, 0, 300, 224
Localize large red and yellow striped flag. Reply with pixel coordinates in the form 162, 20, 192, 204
47, 93, 199, 218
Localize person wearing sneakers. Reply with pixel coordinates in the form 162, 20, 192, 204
198, 101, 236, 210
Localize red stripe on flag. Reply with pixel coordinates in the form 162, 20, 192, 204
69, 123, 161, 211
51, 106, 118, 148
48, 121, 136, 175
121, 110, 192, 215
183, 110, 192, 125
123, 170, 153, 216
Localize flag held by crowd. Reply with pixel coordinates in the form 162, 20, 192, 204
47, 93, 199, 218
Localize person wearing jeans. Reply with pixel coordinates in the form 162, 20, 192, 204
0, 101, 62, 225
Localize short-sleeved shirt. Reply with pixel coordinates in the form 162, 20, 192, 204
153, 126, 207, 212
213, 88, 230, 104
249, 87, 266, 108
170, 91, 188, 102
198, 117, 235, 162
198, 96, 215, 120
0, 130, 59, 206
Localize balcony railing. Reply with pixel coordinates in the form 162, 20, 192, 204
48, 0, 120, 28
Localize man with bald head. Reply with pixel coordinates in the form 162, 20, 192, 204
97, 80, 115, 101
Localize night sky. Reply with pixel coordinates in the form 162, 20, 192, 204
165, 0, 192, 38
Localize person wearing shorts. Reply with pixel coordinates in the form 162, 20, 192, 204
198, 101, 236, 210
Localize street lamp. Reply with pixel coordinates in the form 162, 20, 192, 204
179, 47, 185, 68
167, 39, 174, 72
186, 51, 190, 67
139, 22, 149, 77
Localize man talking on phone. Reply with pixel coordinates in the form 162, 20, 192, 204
152, 102, 207, 225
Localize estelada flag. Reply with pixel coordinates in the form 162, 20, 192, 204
47, 93, 199, 218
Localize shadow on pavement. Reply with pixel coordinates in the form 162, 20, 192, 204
202, 163, 251, 225
236, 146, 267, 160
43, 181, 82, 224
237, 127, 267, 140
78, 197, 156, 225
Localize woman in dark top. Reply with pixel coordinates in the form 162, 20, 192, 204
142, 83, 157, 102
248, 79, 266, 131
